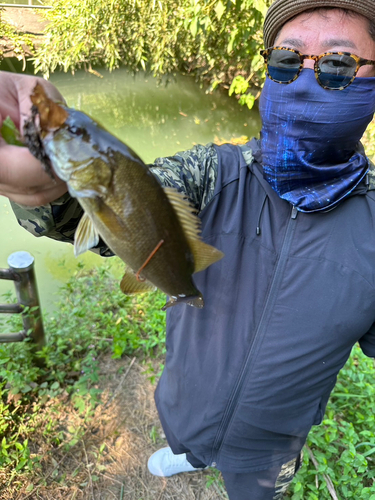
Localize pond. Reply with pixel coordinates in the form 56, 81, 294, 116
0, 62, 261, 312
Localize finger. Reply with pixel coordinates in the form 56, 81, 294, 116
0, 72, 65, 132
0, 182, 68, 207
0, 72, 20, 127
0, 180, 63, 195
0, 144, 62, 186
16, 75, 66, 134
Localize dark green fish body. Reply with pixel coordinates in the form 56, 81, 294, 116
24, 85, 223, 309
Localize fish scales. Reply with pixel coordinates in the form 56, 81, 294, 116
77, 148, 196, 295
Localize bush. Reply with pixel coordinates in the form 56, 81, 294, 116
363, 119, 375, 163
0, 7, 36, 63
289, 347, 375, 499
33, 0, 271, 108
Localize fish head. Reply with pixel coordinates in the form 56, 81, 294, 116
42, 113, 114, 199
26, 84, 113, 199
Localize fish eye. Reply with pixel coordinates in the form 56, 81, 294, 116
68, 125, 83, 135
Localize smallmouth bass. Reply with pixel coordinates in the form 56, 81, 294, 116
24, 84, 223, 310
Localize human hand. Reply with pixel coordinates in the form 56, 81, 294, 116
0, 71, 68, 206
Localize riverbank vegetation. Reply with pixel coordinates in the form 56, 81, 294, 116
0, 263, 375, 499
0, 7, 36, 64
1, 0, 271, 109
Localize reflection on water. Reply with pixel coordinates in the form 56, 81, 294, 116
0, 65, 261, 311
50, 69, 260, 163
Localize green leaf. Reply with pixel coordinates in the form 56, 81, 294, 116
190, 17, 198, 37
238, 94, 255, 110
229, 75, 249, 96
214, 0, 225, 21
15, 458, 28, 471
0, 117, 24, 147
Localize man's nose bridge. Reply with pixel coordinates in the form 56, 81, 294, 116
303, 54, 317, 69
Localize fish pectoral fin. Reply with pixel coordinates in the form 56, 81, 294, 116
74, 213, 100, 256
120, 270, 157, 295
188, 239, 224, 273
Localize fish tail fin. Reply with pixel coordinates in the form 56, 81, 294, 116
162, 293, 204, 311
188, 239, 224, 273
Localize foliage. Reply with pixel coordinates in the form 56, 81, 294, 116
0, 9, 36, 64
363, 119, 375, 163
0, 116, 24, 146
0, 261, 165, 476
33, 0, 271, 108
287, 347, 375, 499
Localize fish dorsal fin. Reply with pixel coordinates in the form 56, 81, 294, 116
74, 212, 100, 256
163, 187, 224, 273
120, 269, 156, 294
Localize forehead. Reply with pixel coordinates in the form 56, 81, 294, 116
276, 8, 375, 57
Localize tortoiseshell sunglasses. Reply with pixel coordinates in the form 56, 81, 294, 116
260, 46, 375, 90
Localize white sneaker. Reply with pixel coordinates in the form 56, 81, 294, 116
147, 447, 207, 477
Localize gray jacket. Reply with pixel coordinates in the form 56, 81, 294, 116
155, 139, 375, 473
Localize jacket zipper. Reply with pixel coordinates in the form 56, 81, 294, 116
210, 205, 298, 466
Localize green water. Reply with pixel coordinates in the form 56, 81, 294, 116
0, 66, 261, 312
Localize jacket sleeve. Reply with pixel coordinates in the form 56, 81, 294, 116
10, 144, 219, 252
151, 143, 218, 211
358, 323, 375, 358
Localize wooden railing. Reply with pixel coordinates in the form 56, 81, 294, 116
0, 251, 45, 349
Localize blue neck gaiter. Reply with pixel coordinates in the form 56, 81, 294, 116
259, 69, 375, 212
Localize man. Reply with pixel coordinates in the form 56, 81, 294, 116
1, 0, 375, 498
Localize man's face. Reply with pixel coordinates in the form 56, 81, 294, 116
275, 9, 375, 77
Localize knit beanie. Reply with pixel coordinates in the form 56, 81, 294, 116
263, 0, 375, 48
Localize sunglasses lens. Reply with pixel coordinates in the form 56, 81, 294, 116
267, 49, 301, 82
317, 54, 357, 89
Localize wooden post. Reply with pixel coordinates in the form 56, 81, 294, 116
0, 251, 46, 349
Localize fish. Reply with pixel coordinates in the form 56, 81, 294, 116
24, 84, 224, 310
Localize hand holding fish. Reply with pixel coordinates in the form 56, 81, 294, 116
0, 71, 68, 206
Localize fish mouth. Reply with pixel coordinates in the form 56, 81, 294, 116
23, 83, 69, 179
23, 106, 55, 179
162, 293, 204, 311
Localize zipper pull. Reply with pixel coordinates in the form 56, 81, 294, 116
291, 206, 298, 219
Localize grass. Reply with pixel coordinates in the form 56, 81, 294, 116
0, 260, 167, 496
288, 349, 375, 499
0, 257, 374, 498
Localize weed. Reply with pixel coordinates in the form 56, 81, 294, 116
288, 347, 375, 499
0, 260, 166, 485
